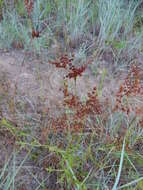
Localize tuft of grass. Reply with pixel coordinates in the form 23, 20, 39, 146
96, 0, 141, 48
112, 138, 126, 190
0, 150, 30, 190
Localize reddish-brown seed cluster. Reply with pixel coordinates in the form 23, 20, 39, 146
66, 65, 87, 81
49, 54, 88, 81
32, 29, 40, 38
50, 82, 102, 133
24, 0, 33, 17
47, 54, 103, 133
85, 87, 102, 115
47, 55, 143, 133
51, 114, 68, 132
113, 65, 143, 115
49, 54, 74, 69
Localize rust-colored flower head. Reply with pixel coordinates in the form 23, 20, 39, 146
113, 65, 143, 115
32, 29, 40, 38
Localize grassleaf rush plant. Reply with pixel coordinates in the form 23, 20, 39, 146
0, 0, 143, 189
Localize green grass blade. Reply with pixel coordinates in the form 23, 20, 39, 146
112, 138, 126, 190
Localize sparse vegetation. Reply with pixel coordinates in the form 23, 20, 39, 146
0, 0, 143, 189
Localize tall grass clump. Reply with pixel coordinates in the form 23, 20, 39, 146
96, 0, 141, 47
0, 10, 22, 48
0, 150, 30, 190
55, 0, 91, 47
